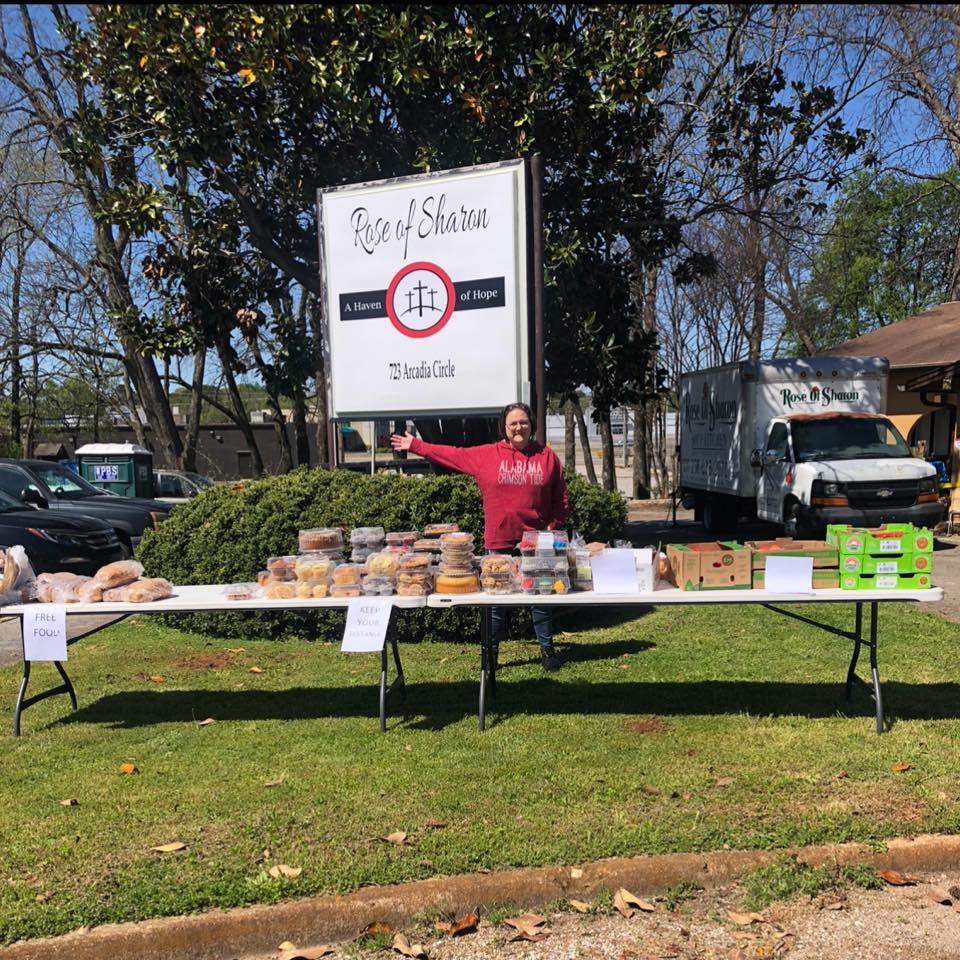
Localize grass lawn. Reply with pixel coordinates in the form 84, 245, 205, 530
1, 601, 959, 943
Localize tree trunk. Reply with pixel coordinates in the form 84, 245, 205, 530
631, 402, 649, 499
10, 231, 24, 451
598, 411, 616, 492
215, 337, 265, 476
293, 392, 309, 467
563, 397, 576, 470
572, 402, 598, 485
122, 369, 148, 448
746, 214, 766, 360
182, 348, 206, 472
271, 405, 293, 473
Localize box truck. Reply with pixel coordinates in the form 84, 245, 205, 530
678, 356, 943, 537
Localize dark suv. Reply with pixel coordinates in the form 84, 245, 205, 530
0, 489, 125, 574
0, 459, 173, 556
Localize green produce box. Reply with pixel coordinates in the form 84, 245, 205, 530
752, 568, 840, 589
839, 552, 933, 576
826, 524, 933, 556
839, 571, 932, 591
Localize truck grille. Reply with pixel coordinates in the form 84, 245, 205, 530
845, 479, 919, 509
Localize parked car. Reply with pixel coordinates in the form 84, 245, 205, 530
0, 489, 126, 575
153, 469, 215, 503
0, 459, 173, 555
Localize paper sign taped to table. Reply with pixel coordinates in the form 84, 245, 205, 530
341, 597, 392, 652
763, 555, 814, 594
592, 549, 641, 594
22, 604, 67, 661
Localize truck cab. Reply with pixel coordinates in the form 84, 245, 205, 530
752, 413, 942, 538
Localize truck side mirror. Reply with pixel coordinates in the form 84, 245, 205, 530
750, 449, 762, 468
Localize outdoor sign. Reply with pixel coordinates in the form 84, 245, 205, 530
93, 464, 120, 482
23, 605, 67, 661
341, 597, 392, 652
318, 159, 530, 419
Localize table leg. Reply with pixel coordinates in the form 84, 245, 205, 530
870, 602, 884, 734
478, 608, 491, 732
845, 602, 863, 699
14, 660, 78, 737
378, 635, 406, 733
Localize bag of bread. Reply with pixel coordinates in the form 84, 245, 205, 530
1, 546, 37, 601
76, 579, 104, 603
36, 571, 85, 603
102, 577, 173, 603
93, 559, 144, 589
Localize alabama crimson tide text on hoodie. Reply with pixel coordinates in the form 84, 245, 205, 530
408, 438, 569, 550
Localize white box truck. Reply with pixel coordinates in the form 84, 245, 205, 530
678, 356, 943, 537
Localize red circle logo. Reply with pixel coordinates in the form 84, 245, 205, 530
386, 261, 455, 339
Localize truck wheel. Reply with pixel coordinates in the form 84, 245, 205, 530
783, 501, 804, 539
703, 495, 734, 535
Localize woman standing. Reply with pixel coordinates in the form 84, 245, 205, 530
390, 402, 568, 671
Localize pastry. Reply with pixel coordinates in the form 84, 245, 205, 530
298, 528, 343, 551
435, 573, 479, 594
263, 581, 297, 599
398, 554, 431, 571
333, 563, 362, 585
223, 583, 254, 601
93, 560, 144, 589
296, 554, 336, 580
480, 555, 514, 575
423, 523, 459, 536
330, 584, 361, 598
365, 552, 400, 577
385, 531, 418, 546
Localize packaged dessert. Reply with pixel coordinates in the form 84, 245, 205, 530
330, 583, 361, 598
383, 544, 411, 556
350, 546, 377, 563
103, 578, 174, 603
298, 527, 343, 551
551, 530, 570, 550
223, 583, 256, 601
435, 573, 480, 594
385, 531, 418, 547
481, 576, 516, 595
296, 553, 337, 580
480, 554, 514, 575
332, 563, 363, 586
440, 532, 474, 547
256, 570, 271, 587
398, 553, 431, 571
263, 581, 297, 599
573, 579, 594, 592
413, 538, 442, 553
266, 556, 298, 580
295, 578, 332, 598
365, 552, 401, 577
520, 575, 570, 595
350, 526, 386, 546
397, 581, 431, 596
423, 523, 460, 536
438, 560, 476, 576
361, 575, 395, 596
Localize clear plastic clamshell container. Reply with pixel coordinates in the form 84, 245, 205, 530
350, 526, 386, 546
331, 563, 363, 586
480, 554, 514, 576
298, 527, 344, 551
222, 583, 256, 601
265, 556, 298, 581
423, 523, 460, 536
385, 531, 419, 547
295, 553, 337, 580
296, 578, 333, 598
364, 552, 401, 577
361, 575, 396, 596
329, 583, 361, 598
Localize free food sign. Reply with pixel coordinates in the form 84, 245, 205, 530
318, 160, 529, 418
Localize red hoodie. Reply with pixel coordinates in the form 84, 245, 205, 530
409, 437, 569, 550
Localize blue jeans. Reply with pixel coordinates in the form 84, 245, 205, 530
486, 548, 553, 650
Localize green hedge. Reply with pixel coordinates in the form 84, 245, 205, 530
137, 467, 626, 643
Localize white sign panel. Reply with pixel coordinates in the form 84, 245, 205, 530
341, 597, 393, 652
23, 605, 67, 661
319, 160, 528, 418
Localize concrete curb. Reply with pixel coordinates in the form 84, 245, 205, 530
5, 834, 960, 960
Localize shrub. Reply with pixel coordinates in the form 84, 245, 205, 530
138, 467, 625, 643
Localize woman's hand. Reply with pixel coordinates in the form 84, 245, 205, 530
390, 431, 415, 452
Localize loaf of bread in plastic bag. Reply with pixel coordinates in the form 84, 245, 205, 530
102, 577, 173, 603
93, 560, 144, 589
37, 572, 87, 603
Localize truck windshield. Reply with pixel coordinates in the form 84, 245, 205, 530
791, 417, 912, 462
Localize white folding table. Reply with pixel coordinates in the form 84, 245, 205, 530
428, 586, 945, 733
2, 585, 427, 735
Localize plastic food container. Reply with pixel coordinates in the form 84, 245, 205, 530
480, 554, 514, 575
438, 561, 476, 576
365, 552, 401, 577
296, 578, 333, 598
296, 553, 337, 580
263, 581, 297, 599
332, 563, 363, 586
350, 526, 386, 545
266, 556, 298, 580
330, 583, 361, 598
423, 523, 460, 536
399, 553, 431, 571
439, 532, 475, 546
298, 528, 343, 551
256, 570, 271, 587
350, 546, 377, 563
222, 583, 255, 601
361, 575, 396, 596
573, 579, 593, 592
397, 581, 431, 596
385, 531, 419, 546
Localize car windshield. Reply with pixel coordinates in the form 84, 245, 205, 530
791, 417, 912, 462
185, 473, 214, 488
32, 464, 104, 499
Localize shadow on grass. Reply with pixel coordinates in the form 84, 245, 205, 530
55, 677, 960, 733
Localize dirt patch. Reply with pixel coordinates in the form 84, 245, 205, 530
624, 716, 669, 734
175, 652, 236, 669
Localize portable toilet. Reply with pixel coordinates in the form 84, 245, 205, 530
75, 443, 155, 499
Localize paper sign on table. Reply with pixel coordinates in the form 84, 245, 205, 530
22, 605, 67, 661
591, 549, 641, 595
341, 597, 393, 652
763, 555, 814, 594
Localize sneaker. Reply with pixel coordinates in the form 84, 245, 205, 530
540, 645, 562, 672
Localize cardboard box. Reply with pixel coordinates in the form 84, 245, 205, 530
744, 539, 839, 570
839, 552, 932, 576
666, 541, 752, 591
840, 571, 932, 591
752, 568, 840, 589
826, 524, 933, 556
